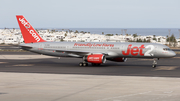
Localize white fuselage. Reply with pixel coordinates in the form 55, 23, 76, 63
20, 41, 176, 59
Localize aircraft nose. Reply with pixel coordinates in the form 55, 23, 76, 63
169, 51, 176, 57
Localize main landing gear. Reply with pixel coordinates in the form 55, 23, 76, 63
79, 59, 101, 67
152, 58, 159, 68
79, 56, 89, 66
79, 62, 88, 67
79, 56, 102, 67
79, 62, 101, 67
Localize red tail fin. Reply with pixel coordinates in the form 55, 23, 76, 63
16, 15, 46, 43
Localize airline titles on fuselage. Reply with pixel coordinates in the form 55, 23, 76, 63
74, 43, 114, 47
122, 44, 145, 56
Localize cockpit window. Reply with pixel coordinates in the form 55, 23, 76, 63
163, 48, 171, 51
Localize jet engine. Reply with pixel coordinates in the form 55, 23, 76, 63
109, 57, 127, 62
84, 54, 106, 64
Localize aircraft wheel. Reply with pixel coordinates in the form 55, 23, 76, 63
152, 64, 156, 68
83, 63, 87, 66
79, 62, 83, 66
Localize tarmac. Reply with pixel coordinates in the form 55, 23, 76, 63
0, 51, 180, 101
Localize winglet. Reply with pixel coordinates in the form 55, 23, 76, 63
16, 15, 46, 43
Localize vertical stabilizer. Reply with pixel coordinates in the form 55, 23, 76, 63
16, 15, 46, 43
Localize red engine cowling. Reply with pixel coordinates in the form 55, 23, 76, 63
84, 54, 106, 64
109, 57, 127, 62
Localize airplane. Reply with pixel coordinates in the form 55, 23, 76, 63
16, 15, 176, 68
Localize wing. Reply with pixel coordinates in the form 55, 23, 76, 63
48, 49, 107, 57
56, 50, 90, 55
19, 44, 107, 57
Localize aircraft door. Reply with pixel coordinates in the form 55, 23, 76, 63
154, 45, 158, 54
120, 45, 126, 54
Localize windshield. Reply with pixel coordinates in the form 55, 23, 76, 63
163, 48, 171, 51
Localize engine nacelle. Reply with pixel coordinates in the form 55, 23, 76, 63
84, 54, 106, 64
109, 57, 127, 62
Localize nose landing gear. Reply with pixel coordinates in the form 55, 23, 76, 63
152, 58, 159, 68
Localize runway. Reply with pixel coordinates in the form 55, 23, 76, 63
0, 45, 19, 50
0, 51, 180, 101
0, 51, 180, 77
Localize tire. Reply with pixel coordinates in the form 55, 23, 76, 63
152, 64, 156, 68
79, 62, 83, 67
83, 63, 87, 66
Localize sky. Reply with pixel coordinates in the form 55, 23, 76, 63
0, 0, 180, 28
